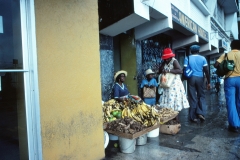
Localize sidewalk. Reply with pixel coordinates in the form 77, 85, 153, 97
104, 89, 240, 160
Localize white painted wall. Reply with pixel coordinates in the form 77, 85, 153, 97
205, 0, 217, 16
189, 1, 209, 32
143, 0, 171, 18
135, 0, 172, 40
137, 0, 236, 53
225, 13, 239, 39
171, 0, 190, 15
209, 28, 219, 49
135, 17, 172, 40
134, 0, 150, 20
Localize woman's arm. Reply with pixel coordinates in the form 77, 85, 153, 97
158, 62, 165, 74
214, 53, 225, 68
167, 60, 183, 74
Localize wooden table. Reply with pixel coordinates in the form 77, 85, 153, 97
104, 123, 160, 139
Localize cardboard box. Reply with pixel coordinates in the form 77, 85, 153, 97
160, 123, 181, 135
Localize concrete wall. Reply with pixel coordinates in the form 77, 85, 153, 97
171, 0, 190, 15
34, 0, 104, 159
225, 13, 239, 39
189, 1, 209, 32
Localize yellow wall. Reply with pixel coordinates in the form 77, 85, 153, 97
34, 0, 104, 159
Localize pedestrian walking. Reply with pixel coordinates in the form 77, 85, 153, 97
214, 40, 240, 133
158, 48, 189, 112
184, 45, 211, 123
140, 69, 158, 105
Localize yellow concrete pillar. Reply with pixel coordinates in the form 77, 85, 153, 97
34, 0, 104, 159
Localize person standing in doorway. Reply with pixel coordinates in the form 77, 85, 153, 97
184, 45, 211, 123
214, 40, 240, 133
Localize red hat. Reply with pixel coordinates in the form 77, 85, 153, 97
162, 48, 175, 60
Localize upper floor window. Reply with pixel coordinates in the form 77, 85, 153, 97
213, 3, 224, 28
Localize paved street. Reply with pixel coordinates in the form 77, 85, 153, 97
104, 86, 240, 160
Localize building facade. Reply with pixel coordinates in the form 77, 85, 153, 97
99, 0, 239, 100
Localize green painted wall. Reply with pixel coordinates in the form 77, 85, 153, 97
120, 33, 138, 95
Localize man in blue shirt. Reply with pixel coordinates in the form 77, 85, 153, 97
184, 45, 211, 123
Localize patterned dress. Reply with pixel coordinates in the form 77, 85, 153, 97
159, 58, 190, 111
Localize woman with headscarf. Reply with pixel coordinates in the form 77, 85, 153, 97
158, 48, 189, 112
113, 70, 130, 102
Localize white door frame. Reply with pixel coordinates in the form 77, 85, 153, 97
20, 0, 42, 159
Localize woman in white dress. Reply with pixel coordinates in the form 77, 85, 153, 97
158, 48, 189, 111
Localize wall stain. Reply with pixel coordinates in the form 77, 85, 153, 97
42, 110, 102, 148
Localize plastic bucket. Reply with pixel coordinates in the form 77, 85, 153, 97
104, 131, 109, 149
136, 134, 147, 145
119, 137, 136, 153
147, 128, 159, 137
109, 134, 118, 140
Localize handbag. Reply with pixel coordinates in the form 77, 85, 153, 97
216, 53, 235, 77
160, 73, 175, 88
183, 56, 193, 79
143, 86, 156, 98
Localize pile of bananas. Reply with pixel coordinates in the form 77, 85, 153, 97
102, 99, 160, 127
158, 108, 179, 124
102, 99, 125, 123
122, 102, 160, 127
102, 98, 140, 123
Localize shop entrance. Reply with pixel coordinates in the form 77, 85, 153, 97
0, 1, 29, 159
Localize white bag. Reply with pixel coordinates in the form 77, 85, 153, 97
160, 73, 175, 88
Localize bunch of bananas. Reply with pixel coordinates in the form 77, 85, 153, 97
102, 99, 161, 127
122, 102, 159, 127
102, 99, 124, 123
158, 108, 179, 124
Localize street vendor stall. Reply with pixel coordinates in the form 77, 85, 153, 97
104, 118, 160, 140
102, 96, 160, 153
102, 96, 181, 153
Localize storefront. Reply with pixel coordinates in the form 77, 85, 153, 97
0, 1, 41, 159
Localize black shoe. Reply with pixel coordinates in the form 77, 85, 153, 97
228, 126, 239, 133
198, 115, 205, 121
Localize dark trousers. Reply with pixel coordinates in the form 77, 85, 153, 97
188, 76, 207, 120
